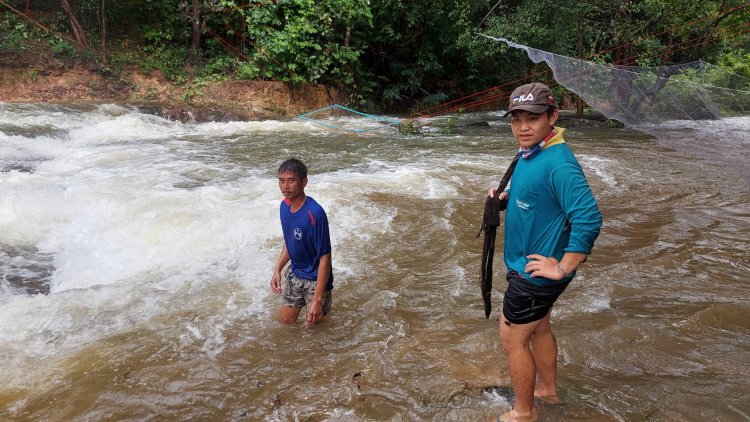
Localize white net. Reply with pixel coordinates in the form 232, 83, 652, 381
481, 35, 750, 179
297, 104, 401, 133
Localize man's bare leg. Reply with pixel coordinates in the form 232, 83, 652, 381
279, 306, 302, 324
530, 310, 559, 402
499, 315, 544, 421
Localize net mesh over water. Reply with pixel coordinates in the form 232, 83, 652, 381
482, 35, 750, 127
297, 104, 401, 132
481, 35, 750, 177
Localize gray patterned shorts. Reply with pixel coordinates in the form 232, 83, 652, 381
282, 267, 332, 315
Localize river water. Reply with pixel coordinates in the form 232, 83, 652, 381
1, 103, 749, 421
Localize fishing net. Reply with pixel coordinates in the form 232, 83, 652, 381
481, 35, 750, 178
297, 104, 401, 132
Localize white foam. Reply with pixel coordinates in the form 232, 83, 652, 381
643, 115, 750, 143
2, 102, 447, 384
0, 105, 296, 385
578, 155, 622, 191
316, 161, 461, 200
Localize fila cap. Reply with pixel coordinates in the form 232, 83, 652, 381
503, 82, 558, 117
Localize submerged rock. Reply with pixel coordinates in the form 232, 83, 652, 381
1, 163, 36, 173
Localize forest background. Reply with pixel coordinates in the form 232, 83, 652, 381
0, 0, 748, 120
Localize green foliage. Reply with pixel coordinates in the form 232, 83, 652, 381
0, 12, 85, 60
363, 0, 487, 110
0, 13, 50, 51
482, 0, 578, 57
441, 115, 458, 135
50, 39, 76, 57
231, 0, 372, 86
382, 86, 402, 102
0, 15, 27, 51
199, 56, 239, 79
423, 92, 449, 106
179, 78, 211, 103
607, 119, 625, 128
52, 0, 184, 43
236, 62, 262, 80
719, 51, 750, 79
142, 26, 175, 46
139, 45, 189, 82
142, 87, 159, 101
4, 0, 748, 111
397, 121, 423, 135
633, 39, 666, 67
117, 1, 192, 81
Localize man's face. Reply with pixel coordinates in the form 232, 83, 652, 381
278, 171, 307, 200
510, 109, 559, 148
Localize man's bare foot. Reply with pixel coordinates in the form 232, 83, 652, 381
534, 392, 560, 404
499, 408, 538, 422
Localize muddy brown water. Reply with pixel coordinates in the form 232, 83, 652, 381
1, 104, 749, 421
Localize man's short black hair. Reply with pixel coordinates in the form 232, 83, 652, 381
278, 158, 307, 180
509, 106, 557, 118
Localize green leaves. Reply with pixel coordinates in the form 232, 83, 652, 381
4, 0, 746, 110
0, 13, 51, 52
232, 0, 371, 85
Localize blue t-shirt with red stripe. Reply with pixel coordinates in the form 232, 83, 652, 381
280, 196, 333, 290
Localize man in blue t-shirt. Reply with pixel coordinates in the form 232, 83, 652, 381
270, 158, 333, 326
488, 83, 602, 421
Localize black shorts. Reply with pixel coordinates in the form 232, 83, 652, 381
502, 271, 568, 324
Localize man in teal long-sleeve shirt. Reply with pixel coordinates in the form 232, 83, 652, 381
489, 83, 602, 421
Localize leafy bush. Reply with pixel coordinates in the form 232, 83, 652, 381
237, 62, 262, 80
0, 13, 49, 51
719, 51, 750, 79
139, 45, 189, 82
199, 56, 240, 79
236, 0, 372, 86
50, 39, 76, 57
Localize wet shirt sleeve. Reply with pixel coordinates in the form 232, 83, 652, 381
314, 207, 332, 257
549, 161, 602, 255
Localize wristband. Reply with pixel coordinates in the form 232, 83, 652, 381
557, 262, 573, 277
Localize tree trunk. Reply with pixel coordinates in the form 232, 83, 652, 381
190, 0, 201, 62
611, 0, 632, 109
60, 0, 89, 47
100, 0, 107, 61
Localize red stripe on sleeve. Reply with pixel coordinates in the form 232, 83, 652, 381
307, 210, 316, 225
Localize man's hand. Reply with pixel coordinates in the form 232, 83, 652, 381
270, 270, 282, 294
525, 254, 566, 280
487, 188, 509, 201
271, 245, 290, 295
306, 298, 323, 325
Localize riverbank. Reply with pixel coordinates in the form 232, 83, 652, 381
0, 52, 613, 127
0, 55, 345, 122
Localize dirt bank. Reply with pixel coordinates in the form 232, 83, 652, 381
0, 58, 345, 122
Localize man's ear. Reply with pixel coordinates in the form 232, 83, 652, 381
549, 109, 560, 126
303, 177, 308, 188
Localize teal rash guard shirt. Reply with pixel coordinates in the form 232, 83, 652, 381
503, 141, 602, 286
